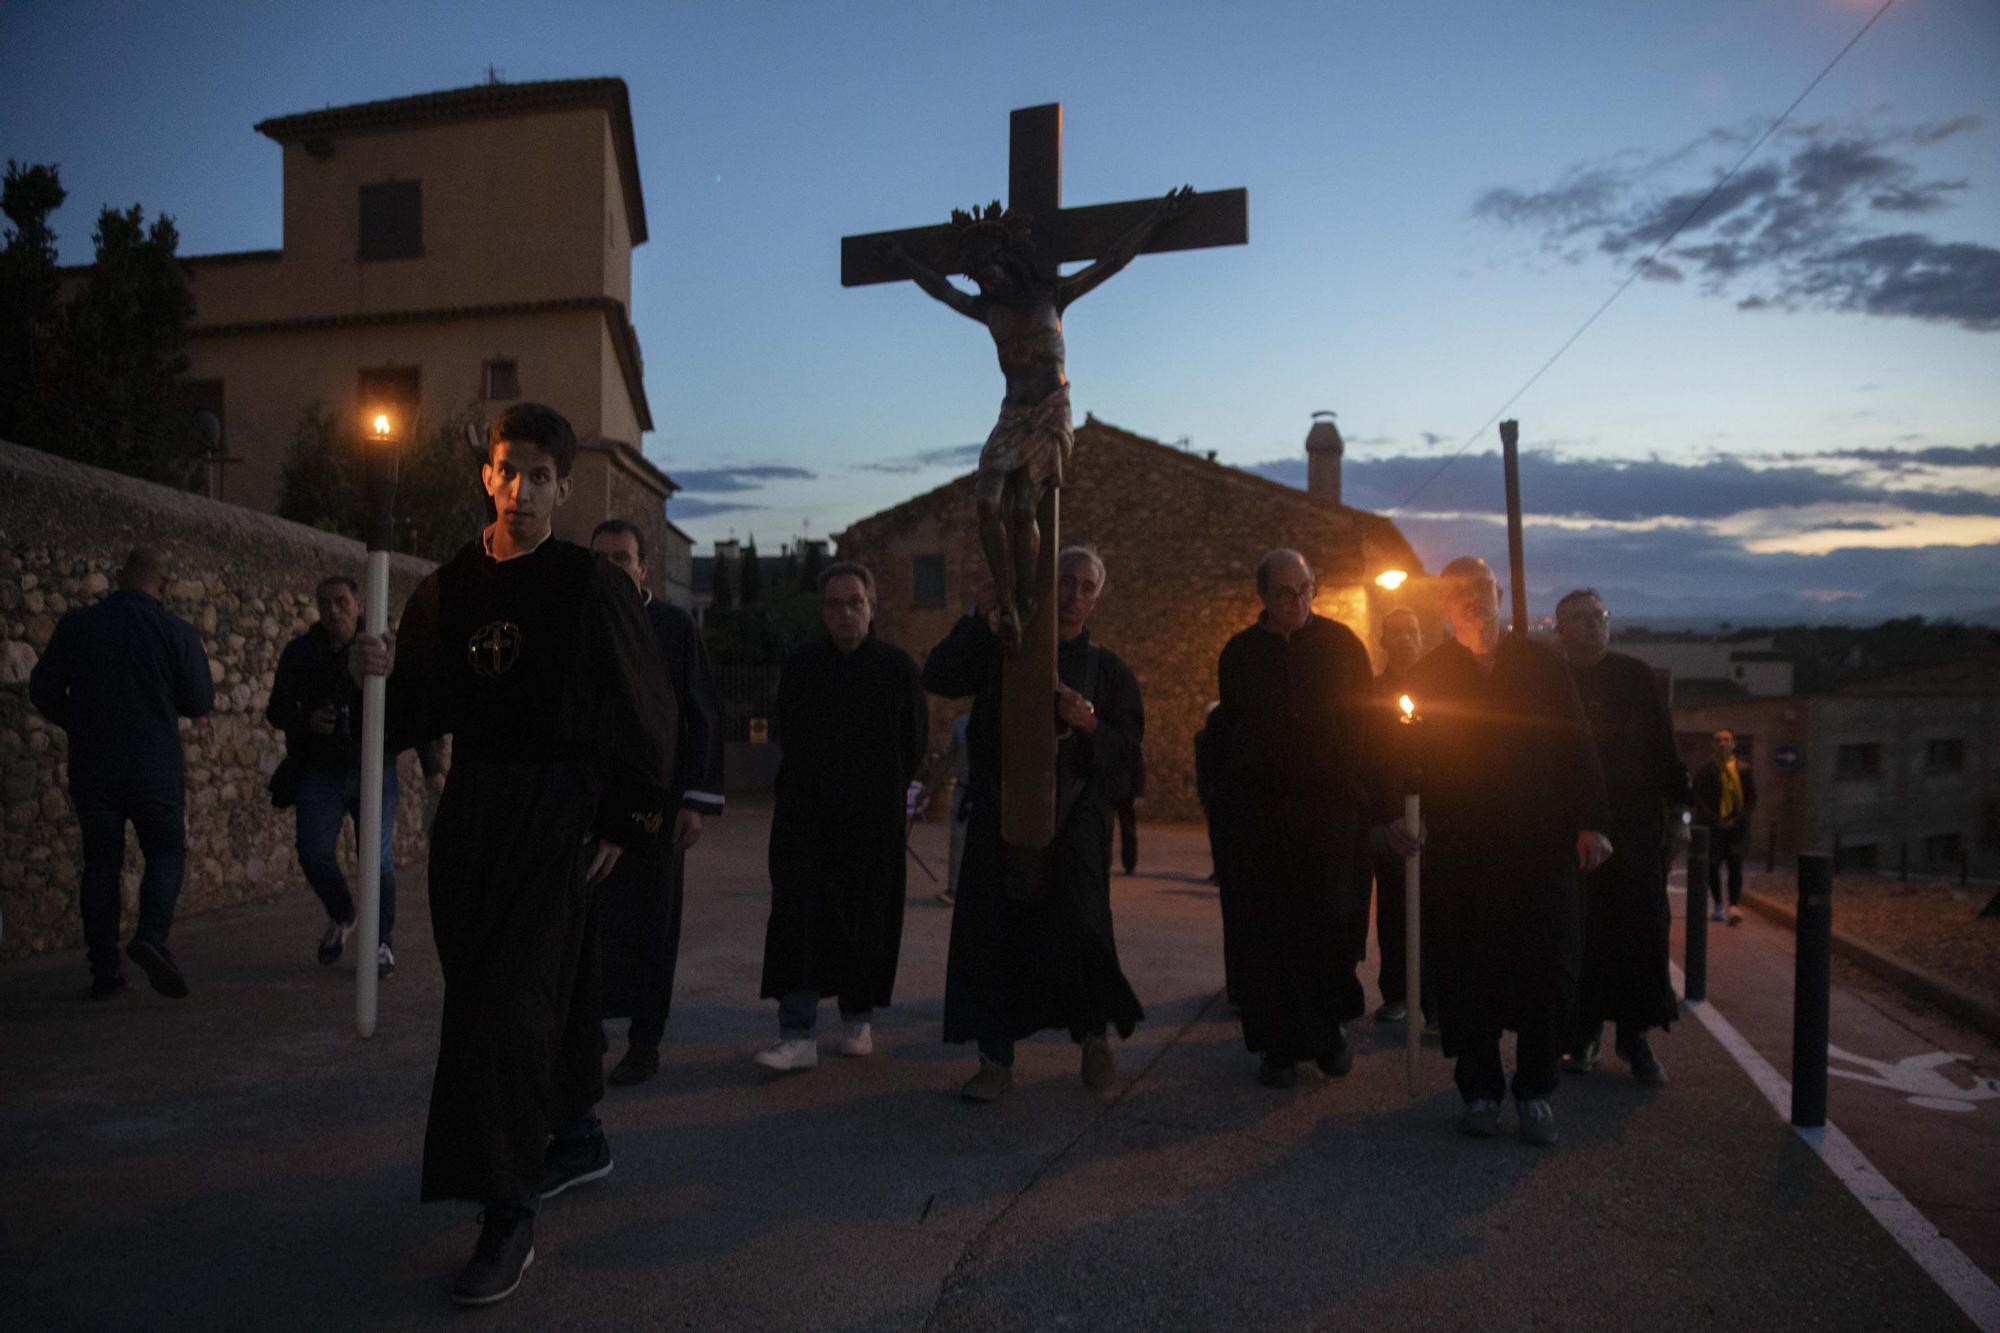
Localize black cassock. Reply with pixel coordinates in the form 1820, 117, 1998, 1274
1570, 650, 1688, 1038
926, 614, 1145, 1047
1216, 613, 1374, 1062
1404, 636, 1608, 1100
760, 632, 927, 1012
386, 538, 675, 1204
599, 595, 725, 1047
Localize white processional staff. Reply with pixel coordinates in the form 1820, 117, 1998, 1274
356, 410, 401, 1039
1398, 692, 1422, 1098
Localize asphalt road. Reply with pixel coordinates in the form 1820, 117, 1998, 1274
2, 807, 1988, 1331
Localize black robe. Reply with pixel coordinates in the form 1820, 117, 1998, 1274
1403, 636, 1608, 1063
385, 537, 675, 1204
600, 596, 725, 1037
927, 614, 1145, 1045
1570, 651, 1688, 1035
759, 632, 927, 1011
1216, 613, 1374, 1061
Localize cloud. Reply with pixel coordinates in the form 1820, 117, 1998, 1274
1419, 431, 1450, 447
1475, 115, 1999, 331
1826, 442, 2000, 468
669, 496, 763, 519
856, 442, 983, 474
671, 465, 816, 493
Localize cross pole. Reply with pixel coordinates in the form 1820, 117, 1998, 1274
842, 103, 1246, 851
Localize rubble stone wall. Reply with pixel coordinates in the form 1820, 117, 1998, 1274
0, 440, 436, 963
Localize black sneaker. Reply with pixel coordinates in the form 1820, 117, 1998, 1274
1619, 1033, 1667, 1085
606, 1044, 660, 1087
125, 940, 187, 998
1373, 1001, 1408, 1023
539, 1132, 613, 1200
318, 917, 353, 966
87, 974, 128, 1001
1315, 1028, 1355, 1078
451, 1207, 535, 1307
1258, 1056, 1298, 1088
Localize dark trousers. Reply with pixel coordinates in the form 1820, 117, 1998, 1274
1372, 856, 1433, 1014
1706, 825, 1745, 907
1454, 1013, 1562, 1103
1115, 802, 1138, 875
73, 780, 185, 980
294, 762, 399, 944
626, 860, 685, 1049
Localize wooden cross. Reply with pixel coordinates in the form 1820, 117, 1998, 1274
842, 103, 1247, 851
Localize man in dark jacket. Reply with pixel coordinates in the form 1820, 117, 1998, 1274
928, 546, 1145, 1101
1217, 549, 1375, 1089
1555, 589, 1688, 1083
589, 519, 725, 1087
30, 547, 213, 999
268, 574, 410, 979
1693, 729, 1757, 925
756, 561, 927, 1072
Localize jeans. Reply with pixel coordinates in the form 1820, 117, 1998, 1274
294, 762, 398, 944
1454, 1013, 1562, 1104
73, 780, 186, 980
1707, 825, 1744, 909
779, 989, 870, 1036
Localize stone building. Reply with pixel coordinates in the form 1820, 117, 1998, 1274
1673, 654, 2000, 878
57, 77, 692, 604
835, 416, 1428, 821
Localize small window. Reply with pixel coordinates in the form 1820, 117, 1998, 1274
1836, 743, 1881, 782
359, 181, 422, 261
358, 365, 421, 423
912, 554, 946, 609
1925, 739, 1965, 774
482, 358, 520, 401
1923, 832, 1963, 868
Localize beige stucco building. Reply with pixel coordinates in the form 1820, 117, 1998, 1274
84, 78, 691, 601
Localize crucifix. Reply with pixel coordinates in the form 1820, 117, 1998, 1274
843, 103, 1247, 851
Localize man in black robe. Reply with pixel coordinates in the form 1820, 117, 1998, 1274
1369, 606, 1431, 1027
927, 547, 1145, 1102
1389, 558, 1609, 1146
1555, 588, 1688, 1084
1217, 549, 1374, 1089
756, 561, 927, 1071
589, 520, 725, 1088
352, 403, 675, 1306
1193, 700, 1243, 1002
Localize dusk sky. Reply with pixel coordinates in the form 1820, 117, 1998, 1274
5, 0, 1996, 622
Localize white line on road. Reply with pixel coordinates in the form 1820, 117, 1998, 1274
1671, 962, 2000, 1332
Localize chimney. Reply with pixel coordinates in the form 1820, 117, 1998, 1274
1305, 410, 1344, 507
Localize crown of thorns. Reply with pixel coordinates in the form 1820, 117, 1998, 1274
950, 201, 1032, 248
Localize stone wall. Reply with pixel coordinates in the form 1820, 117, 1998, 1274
0, 440, 437, 963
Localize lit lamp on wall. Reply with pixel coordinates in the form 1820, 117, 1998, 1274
1397, 691, 1423, 1095
1375, 568, 1409, 592
355, 409, 401, 1039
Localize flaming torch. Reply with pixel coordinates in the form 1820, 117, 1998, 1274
1398, 692, 1422, 1096
356, 409, 400, 1038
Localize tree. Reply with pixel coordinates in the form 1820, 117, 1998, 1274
277, 401, 491, 561
738, 534, 764, 606
710, 552, 736, 614
0, 161, 66, 444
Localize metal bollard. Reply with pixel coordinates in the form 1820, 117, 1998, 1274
1792, 854, 1833, 1128
1684, 826, 1709, 1006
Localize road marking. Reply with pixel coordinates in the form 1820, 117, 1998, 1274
1829, 1045, 2000, 1113
1672, 963, 2000, 1332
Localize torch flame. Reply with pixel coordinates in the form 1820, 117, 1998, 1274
1375, 569, 1408, 591
1398, 693, 1415, 721
372, 413, 392, 438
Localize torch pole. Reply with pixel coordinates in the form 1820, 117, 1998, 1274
356, 425, 399, 1039
1404, 785, 1421, 1097
1500, 420, 1528, 637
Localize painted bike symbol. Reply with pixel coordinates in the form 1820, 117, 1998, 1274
1828, 1044, 2000, 1113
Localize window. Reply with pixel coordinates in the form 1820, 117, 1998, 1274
358, 181, 422, 261
912, 554, 946, 609
1924, 832, 1964, 868
358, 365, 421, 424
1835, 743, 1881, 781
1925, 738, 1965, 774
482, 358, 520, 401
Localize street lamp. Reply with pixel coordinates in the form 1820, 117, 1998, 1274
356, 408, 401, 1039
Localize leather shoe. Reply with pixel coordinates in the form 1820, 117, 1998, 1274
1315, 1028, 1354, 1078
607, 1044, 660, 1086
126, 940, 187, 998
1458, 1099, 1502, 1137
961, 1057, 1013, 1103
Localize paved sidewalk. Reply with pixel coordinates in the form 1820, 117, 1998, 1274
1, 808, 1985, 1330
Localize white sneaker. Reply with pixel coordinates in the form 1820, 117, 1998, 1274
838, 1019, 873, 1057
754, 1036, 818, 1072
376, 943, 396, 979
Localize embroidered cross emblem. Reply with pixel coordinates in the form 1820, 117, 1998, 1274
467, 621, 524, 678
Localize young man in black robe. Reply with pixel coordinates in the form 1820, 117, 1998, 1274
589, 519, 725, 1087
1216, 549, 1374, 1089
350, 403, 675, 1306
1554, 588, 1688, 1084
756, 561, 927, 1071
1369, 606, 1431, 1027
1388, 558, 1610, 1146
927, 547, 1145, 1102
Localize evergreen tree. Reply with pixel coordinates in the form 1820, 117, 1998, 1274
738, 534, 764, 605
0, 161, 66, 444
710, 550, 736, 614
277, 401, 491, 559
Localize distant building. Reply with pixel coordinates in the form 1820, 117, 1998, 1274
1674, 653, 2000, 878
1618, 635, 1796, 705
836, 415, 1426, 820
59, 77, 691, 603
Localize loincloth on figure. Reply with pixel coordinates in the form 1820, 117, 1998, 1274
977, 383, 1073, 489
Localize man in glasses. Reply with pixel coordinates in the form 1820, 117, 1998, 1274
1554, 588, 1688, 1085
755, 561, 928, 1072
1215, 549, 1375, 1088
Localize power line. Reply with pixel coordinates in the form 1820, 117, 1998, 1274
1387, 0, 1899, 516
